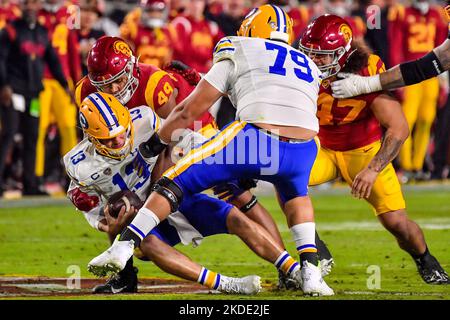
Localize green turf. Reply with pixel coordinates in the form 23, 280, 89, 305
1, 189, 449, 300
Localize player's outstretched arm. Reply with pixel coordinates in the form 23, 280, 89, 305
331, 39, 450, 98
351, 94, 409, 199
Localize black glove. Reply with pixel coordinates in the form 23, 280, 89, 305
139, 132, 168, 159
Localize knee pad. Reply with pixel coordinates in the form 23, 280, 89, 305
151, 177, 183, 212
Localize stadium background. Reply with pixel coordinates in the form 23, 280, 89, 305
0, 0, 449, 299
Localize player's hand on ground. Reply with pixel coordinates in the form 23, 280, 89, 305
351, 167, 379, 199
104, 204, 137, 237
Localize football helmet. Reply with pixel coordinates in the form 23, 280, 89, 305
237, 4, 294, 45
87, 36, 139, 105
79, 92, 134, 160
299, 14, 355, 79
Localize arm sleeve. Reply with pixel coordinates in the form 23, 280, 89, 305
203, 59, 234, 94
44, 39, 68, 89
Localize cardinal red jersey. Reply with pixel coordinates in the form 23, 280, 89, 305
38, 5, 81, 83
0, 3, 20, 30
171, 15, 224, 73
75, 63, 214, 130
388, 5, 448, 67
317, 54, 386, 151
121, 23, 177, 69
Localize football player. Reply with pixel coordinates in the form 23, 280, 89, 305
88, 5, 334, 296
76, 36, 308, 288
120, 0, 176, 68
298, 15, 449, 284
65, 92, 305, 294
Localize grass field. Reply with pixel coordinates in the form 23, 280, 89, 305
0, 187, 449, 300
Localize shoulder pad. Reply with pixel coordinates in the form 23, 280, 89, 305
213, 37, 236, 64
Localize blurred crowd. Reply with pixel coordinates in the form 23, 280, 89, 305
0, 0, 448, 198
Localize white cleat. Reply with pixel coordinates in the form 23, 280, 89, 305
301, 261, 334, 296
88, 239, 135, 277
217, 275, 262, 295
320, 258, 335, 277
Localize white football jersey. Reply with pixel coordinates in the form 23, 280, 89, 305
64, 106, 207, 237
205, 36, 322, 132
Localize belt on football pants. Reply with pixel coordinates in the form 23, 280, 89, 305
248, 123, 313, 144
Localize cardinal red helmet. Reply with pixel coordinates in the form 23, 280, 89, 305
87, 36, 139, 104
299, 14, 355, 79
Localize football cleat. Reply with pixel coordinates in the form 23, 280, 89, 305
88, 239, 135, 277
277, 269, 301, 290
300, 261, 334, 296
415, 254, 450, 284
93, 267, 138, 294
320, 258, 335, 277
217, 275, 262, 295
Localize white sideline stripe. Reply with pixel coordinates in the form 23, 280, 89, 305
342, 291, 449, 297
278, 218, 450, 232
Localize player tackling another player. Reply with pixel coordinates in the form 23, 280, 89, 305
87, 4, 335, 296
299, 14, 449, 284
65, 91, 311, 295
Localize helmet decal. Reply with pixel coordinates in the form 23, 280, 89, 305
113, 40, 132, 57
339, 24, 353, 44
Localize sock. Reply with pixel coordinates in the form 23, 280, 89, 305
411, 246, 430, 263
315, 230, 333, 260
274, 250, 300, 276
197, 267, 221, 290
290, 222, 319, 266
119, 207, 160, 247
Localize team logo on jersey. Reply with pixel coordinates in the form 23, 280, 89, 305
339, 24, 352, 43
103, 168, 112, 176
79, 113, 89, 130
113, 40, 132, 57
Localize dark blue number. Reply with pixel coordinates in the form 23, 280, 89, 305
265, 42, 288, 76
70, 151, 86, 165
265, 42, 314, 83
290, 50, 314, 83
112, 173, 128, 191
130, 109, 142, 122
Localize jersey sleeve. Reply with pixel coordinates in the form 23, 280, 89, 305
75, 76, 95, 107
212, 37, 236, 64
203, 59, 234, 94
144, 69, 177, 111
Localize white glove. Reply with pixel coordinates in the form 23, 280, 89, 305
331, 73, 382, 98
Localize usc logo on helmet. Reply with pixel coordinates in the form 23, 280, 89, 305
113, 40, 132, 57
339, 24, 352, 43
